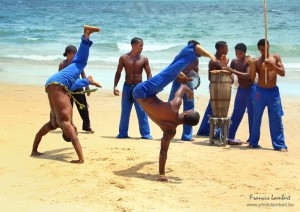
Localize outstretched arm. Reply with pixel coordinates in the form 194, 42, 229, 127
158, 131, 176, 182
195, 44, 216, 62
222, 66, 251, 80
31, 122, 56, 156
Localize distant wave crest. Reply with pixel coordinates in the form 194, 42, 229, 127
117, 42, 178, 52
6, 54, 61, 61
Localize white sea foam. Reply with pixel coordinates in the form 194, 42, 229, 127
6, 54, 61, 61
117, 42, 178, 52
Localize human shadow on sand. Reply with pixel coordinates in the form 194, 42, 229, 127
30, 147, 76, 163
113, 161, 182, 184
192, 139, 274, 151
101, 135, 153, 141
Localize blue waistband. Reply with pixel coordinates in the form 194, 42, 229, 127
124, 82, 138, 87
257, 85, 279, 92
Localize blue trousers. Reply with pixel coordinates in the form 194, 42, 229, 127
169, 80, 194, 140
46, 36, 92, 91
249, 86, 287, 150
133, 43, 198, 99
197, 100, 212, 136
228, 84, 256, 140
117, 83, 151, 139
70, 88, 92, 131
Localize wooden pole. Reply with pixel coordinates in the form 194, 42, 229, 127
264, 0, 268, 84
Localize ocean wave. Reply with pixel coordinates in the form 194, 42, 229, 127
6, 54, 61, 61
24, 36, 40, 41
117, 42, 179, 52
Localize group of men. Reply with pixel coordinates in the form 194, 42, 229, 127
31, 25, 288, 181
113, 37, 287, 150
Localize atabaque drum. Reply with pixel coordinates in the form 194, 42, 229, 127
210, 70, 232, 117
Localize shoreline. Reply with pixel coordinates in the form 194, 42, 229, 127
1, 61, 300, 97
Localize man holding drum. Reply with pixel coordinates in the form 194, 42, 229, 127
133, 40, 216, 181
197, 41, 233, 139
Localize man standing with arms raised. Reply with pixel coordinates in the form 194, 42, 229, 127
114, 37, 152, 139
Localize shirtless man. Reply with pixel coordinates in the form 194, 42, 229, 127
133, 40, 216, 181
114, 37, 152, 139
59, 45, 94, 133
248, 39, 287, 152
222, 43, 256, 144
196, 41, 233, 137
31, 25, 101, 163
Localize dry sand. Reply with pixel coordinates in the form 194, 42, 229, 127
0, 83, 299, 211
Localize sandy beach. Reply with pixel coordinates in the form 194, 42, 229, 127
0, 82, 299, 211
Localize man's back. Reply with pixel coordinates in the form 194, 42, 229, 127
137, 96, 178, 132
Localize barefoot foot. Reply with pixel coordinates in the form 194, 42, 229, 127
280, 148, 288, 152
71, 159, 84, 164
157, 175, 168, 182
84, 25, 100, 39
31, 151, 44, 157
88, 76, 102, 88
247, 144, 261, 149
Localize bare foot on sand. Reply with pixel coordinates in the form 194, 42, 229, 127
88, 76, 102, 88
247, 144, 261, 149
30, 150, 44, 157
280, 148, 288, 152
157, 175, 168, 182
71, 159, 84, 164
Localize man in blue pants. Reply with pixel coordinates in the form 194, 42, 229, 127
248, 39, 287, 152
133, 40, 216, 181
197, 41, 232, 137
222, 43, 257, 145
59, 45, 95, 133
168, 57, 199, 141
114, 37, 152, 139
31, 25, 101, 163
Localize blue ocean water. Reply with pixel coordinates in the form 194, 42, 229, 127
0, 0, 299, 96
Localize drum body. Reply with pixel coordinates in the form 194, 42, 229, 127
210, 70, 232, 117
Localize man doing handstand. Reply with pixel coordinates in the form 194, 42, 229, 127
133, 40, 216, 181
31, 25, 100, 163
